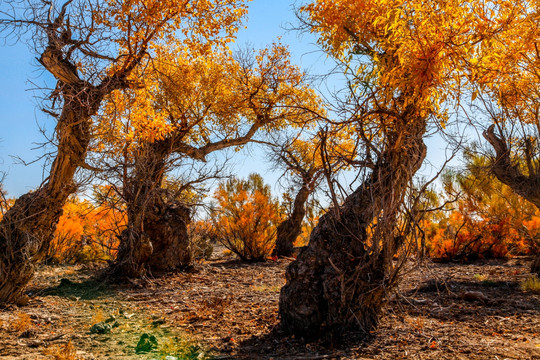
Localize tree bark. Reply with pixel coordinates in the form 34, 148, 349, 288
0, 2, 149, 302
279, 116, 427, 338
483, 125, 540, 206
145, 199, 192, 271
0, 83, 102, 304
274, 184, 310, 257
110, 138, 193, 278
483, 125, 540, 275
111, 195, 192, 278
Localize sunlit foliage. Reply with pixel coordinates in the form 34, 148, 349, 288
212, 174, 283, 262
423, 154, 539, 260
47, 195, 125, 264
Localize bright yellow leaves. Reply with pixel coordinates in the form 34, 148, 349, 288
300, 0, 521, 121
211, 174, 283, 261
468, 1, 539, 124
97, 0, 248, 64
280, 138, 325, 179
96, 42, 321, 160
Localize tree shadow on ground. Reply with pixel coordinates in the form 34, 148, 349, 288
35, 277, 116, 301
402, 278, 540, 322
209, 259, 285, 270
235, 324, 375, 360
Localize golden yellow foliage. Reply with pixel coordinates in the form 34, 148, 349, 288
467, 1, 539, 123
212, 174, 283, 261
300, 0, 526, 123
96, 42, 321, 159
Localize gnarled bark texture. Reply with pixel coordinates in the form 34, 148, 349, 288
0, 82, 102, 304
274, 184, 310, 257
0, 2, 150, 303
145, 199, 192, 271
110, 139, 193, 279
113, 198, 192, 278
279, 116, 427, 338
484, 125, 540, 275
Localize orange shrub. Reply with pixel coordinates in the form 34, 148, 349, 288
211, 174, 283, 261
425, 210, 523, 260
11, 312, 32, 333
423, 163, 538, 260
47, 197, 125, 264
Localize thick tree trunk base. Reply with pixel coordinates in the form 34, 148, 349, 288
0, 260, 34, 306
279, 207, 386, 339
279, 116, 427, 339
0, 190, 66, 304
146, 200, 192, 272
109, 199, 192, 280
108, 230, 154, 280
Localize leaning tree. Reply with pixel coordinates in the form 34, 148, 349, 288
466, 1, 540, 274
269, 135, 338, 257
0, 0, 247, 304
92, 44, 322, 278
279, 0, 513, 338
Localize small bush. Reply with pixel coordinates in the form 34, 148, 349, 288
159, 337, 210, 359
43, 341, 79, 360
211, 174, 282, 262
11, 312, 32, 333
521, 275, 540, 294
46, 197, 124, 264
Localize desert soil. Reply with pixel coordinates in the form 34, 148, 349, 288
0, 251, 539, 359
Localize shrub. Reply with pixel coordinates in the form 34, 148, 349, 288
11, 312, 32, 333
521, 275, 540, 294
43, 341, 79, 360
211, 174, 282, 261
46, 197, 125, 264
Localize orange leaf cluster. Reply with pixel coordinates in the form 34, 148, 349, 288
49, 196, 125, 264
422, 159, 539, 260
212, 174, 283, 261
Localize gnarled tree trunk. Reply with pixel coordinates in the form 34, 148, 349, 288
0, 82, 102, 304
112, 196, 192, 278
145, 198, 192, 271
279, 116, 427, 338
484, 125, 540, 275
110, 138, 193, 278
0, 1, 150, 302
274, 184, 310, 257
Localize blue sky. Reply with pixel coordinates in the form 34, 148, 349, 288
0, 0, 451, 198
0, 0, 328, 197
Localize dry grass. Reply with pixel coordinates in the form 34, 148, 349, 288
521, 275, 540, 294
43, 341, 79, 360
11, 312, 32, 333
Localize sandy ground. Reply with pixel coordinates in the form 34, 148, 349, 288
0, 253, 539, 359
